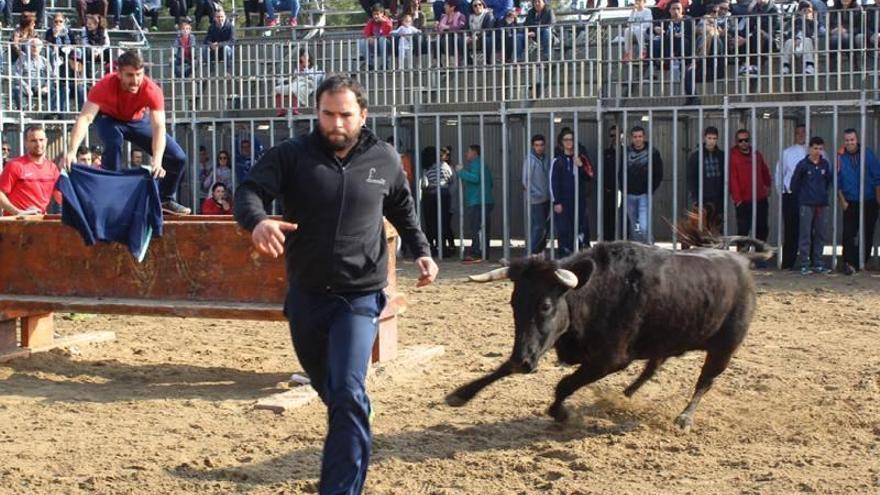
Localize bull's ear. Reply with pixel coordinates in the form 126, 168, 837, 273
565, 257, 595, 289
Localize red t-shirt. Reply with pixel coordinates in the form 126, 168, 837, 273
201, 197, 232, 215
87, 73, 165, 122
0, 155, 61, 214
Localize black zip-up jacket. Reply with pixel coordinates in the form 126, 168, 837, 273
234, 128, 430, 294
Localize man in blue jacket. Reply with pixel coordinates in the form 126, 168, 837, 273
836, 128, 880, 274
790, 136, 832, 274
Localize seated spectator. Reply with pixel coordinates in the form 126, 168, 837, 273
143, 0, 161, 30
14, 39, 53, 112
433, 0, 469, 22
201, 182, 233, 215
264, 0, 300, 27
0, 126, 59, 216
75, 145, 93, 167
11, 12, 38, 64
79, 14, 110, 77
193, 0, 221, 29
44, 13, 73, 45
734, 0, 781, 76
435, 0, 466, 64
829, 0, 864, 52
650, 0, 691, 81
173, 17, 196, 77
684, 2, 727, 104
623, 0, 653, 61
653, 0, 690, 19
521, 0, 554, 61
392, 13, 422, 68
13, 0, 44, 28
781, 1, 817, 75
493, 7, 519, 62
465, 0, 494, 64
202, 151, 233, 191
77, 0, 114, 29
167, 0, 188, 25
202, 8, 234, 70
274, 48, 324, 115
360, 3, 392, 70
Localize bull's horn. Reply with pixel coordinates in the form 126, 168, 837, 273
468, 267, 509, 283
554, 269, 579, 289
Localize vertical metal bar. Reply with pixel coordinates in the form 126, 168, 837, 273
457, 115, 464, 259
698, 107, 704, 230
413, 116, 421, 219
722, 98, 730, 236
501, 107, 510, 261
434, 114, 443, 261
573, 110, 580, 254
479, 114, 487, 260
526, 112, 533, 254
776, 105, 784, 269
831, 105, 839, 270
549, 112, 556, 258
597, 102, 604, 241
672, 108, 679, 249
858, 96, 867, 269
750, 106, 757, 240
622, 109, 629, 241
647, 110, 654, 244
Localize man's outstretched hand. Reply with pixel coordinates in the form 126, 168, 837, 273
251, 219, 298, 258
415, 256, 439, 287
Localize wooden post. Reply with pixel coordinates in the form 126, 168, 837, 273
0, 319, 17, 353
20, 313, 54, 349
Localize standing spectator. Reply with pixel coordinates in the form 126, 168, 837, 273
551, 128, 592, 256
202, 149, 233, 192
193, 0, 220, 29
459, 144, 494, 262
173, 17, 196, 77
465, 0, 494, 64
790, 137, 832, 274
80, 14, 110, 77
602, 125, 621, 240
264, 0, 300, 28
0, 126, 59, 216
729, 128, 772, 246
203, 8, 235, 72
14, 39, 53, 112
735, 0, 781, 76
687, 126, 725, 229
167, 0, 188, 25
274, 48, 324, 116
11, 12, 38, 64
494, 7, 519, 62
130, 148, 144, 167
620, 125, 663, 244
420, 145, 455, 257
829, 0, 865, 52
235, 137, 263, 186
201, 182, 233, 214
836, 128, 880, 274
435, 0, 466, 65
392, 13, 421, 69
197, 145, 212, 196
781, 1, 818, 75
1, 143, 10, 166
360, 3, 392, 70
523, 133, 550, 255
521, 0, 554, 60
776, 124, 807, 270
13, 0, 44, 27
650, 0, 691, 81
623, 0, 653, 61
75, 145, 93, 166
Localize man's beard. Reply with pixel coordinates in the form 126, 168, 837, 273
322, 129, 358, 151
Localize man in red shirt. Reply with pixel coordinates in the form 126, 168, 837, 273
61, 50, 191, 214
729, 128, 772, 242
0, 126, 60, 216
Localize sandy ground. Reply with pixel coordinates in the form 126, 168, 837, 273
1, 257, 879, 495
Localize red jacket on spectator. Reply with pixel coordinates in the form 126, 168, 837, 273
201, 197, 232, 215
363, 18, 393, 37
729, 146, 772, 203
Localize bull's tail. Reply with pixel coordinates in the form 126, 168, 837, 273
673, 207, 775, 262
719, 236, 776, 262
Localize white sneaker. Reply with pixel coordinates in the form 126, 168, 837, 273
782, 64, 791, 75
804, 64, 815, 75
738, 65, 758, 76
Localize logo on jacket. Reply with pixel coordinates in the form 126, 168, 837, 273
366, 168, 386, 185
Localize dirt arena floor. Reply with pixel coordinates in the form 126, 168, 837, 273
1, 257, 879, 494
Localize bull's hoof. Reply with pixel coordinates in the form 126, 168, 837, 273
548, 403, 570, 423
673, 414, 693, 433
445, 393, 469, 407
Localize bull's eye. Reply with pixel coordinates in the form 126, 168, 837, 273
539, 301, 553, 314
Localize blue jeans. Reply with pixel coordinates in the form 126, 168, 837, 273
0, 0, 11, 26
528, 201, 550, 255
264, 0, 300, 20
625, 193, 650, 243
94, 113, 187, 201
799, 205, 827, 268
518, 27, 550, 61
358, 37, 389, 69
285, 284, 386, 495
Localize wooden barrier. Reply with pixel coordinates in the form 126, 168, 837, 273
0, 215, 403, 363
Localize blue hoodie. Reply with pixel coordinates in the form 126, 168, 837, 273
837, 146, 880, 202
790, 156, 832, 207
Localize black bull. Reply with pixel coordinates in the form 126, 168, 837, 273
446, 239, 773, 430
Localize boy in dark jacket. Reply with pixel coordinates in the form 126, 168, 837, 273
790, 136, 832, 274
620, 125, 663, 243
687, 126, 725, 228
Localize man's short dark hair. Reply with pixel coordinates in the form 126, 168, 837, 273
131, 148, 143, 156
76, 145, 90, 155
24, 125, 44, 137
116, 50, 145, 70
704, 126, 719, 137
315, 75, 368, 111
469, 144, 481, 155
211, 182, 227, 192
531, 134, 545, 144
843, 128, 858, 137
630, 125, 645, 135
199, 145, 207, 152
371, 2, 384, 13
809, 136, 825, 147
735, 128, 750, 137
795, 123, 806, 129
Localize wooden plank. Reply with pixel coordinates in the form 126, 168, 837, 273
20, 313, 54, 348
0, 348, 31, 363
27, 331, 117, 354
254, 387, 319, 414
0, 320, 17, 353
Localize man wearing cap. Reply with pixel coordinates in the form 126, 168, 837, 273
61, 49, 191, 214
